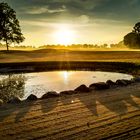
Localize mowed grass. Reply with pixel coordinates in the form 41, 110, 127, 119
0, 48, 140, 64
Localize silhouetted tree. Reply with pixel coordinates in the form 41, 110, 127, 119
124, 32, 140, 48
124, 22, 140, 48
0, 2, 24, 51
133, 22, 140, 35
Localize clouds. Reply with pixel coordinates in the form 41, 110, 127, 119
4, 0, 140, 23
78, 15, 90, 24
2, 0, 140, 45
92, 0, 140, 21
22, 5, 66, 15
25, 7, 49, 14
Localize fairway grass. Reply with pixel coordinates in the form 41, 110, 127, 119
0, 49, 140, 75
0, 49, 140, 64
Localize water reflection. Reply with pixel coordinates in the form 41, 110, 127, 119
63, 71, 68, 84
0, 71, 133, 100
60, 71, 73, 85
0, 75, 25, 102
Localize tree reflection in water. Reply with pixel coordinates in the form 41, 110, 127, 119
0, 74, 26, 102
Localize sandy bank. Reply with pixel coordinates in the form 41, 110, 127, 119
0, 83, 140, 139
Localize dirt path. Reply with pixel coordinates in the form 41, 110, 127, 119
0, 83, 140, 140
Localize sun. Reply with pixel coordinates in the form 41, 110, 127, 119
53, 25, 75, 45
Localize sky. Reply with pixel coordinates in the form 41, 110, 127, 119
2, 0, 140, 46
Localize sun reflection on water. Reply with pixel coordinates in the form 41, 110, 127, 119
63, 71, 68, 82
60, 71, 73, 85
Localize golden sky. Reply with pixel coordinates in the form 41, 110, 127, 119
4, 0, 140, 46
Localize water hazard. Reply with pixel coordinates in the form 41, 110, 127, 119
0, 71, 133, 101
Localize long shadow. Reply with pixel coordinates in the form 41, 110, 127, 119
40, 97, 59, 113
40, 93, 97, 117
0, 101, 38, 123
1, 85, 140, 123
13, 88, 140, 122
131, 90, 140, 99
97, 94, 128, 116
96, 88, 140, 117
15, 101, 36, 122
123, 91, 140, 109
55, 87, 140, 118
0, 104, 18, 122
76, 93, 98, 116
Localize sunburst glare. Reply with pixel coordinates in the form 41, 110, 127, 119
53, 25, 76, 45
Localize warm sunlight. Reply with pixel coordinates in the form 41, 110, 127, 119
53, 25, 75, 45
61, 71, 69, 84
1, 1, 140, 139
59, 71, 73, 84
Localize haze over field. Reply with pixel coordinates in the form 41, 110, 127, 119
3, 0, 140, 46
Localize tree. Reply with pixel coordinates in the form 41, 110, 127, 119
0, 2, 24, 51
133, 22, 140, 35
124, 32, 140, 48
0, 75, 25, 102
123, 22, 140, 48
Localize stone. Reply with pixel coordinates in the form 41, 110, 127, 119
27, 94, 38, 101
122, 79, 132, 85
41, 91, 59, 99
0, 99, 3, 106
132, 77, 140, 82
8, 97, 21, 104
41, 93, 48, 99
60, 90, 77, 95
130, 78, 136, 83
116, 80, 128, 86
89, 82, 109, 90
74, 84, 90, 92
106, 80, 116, 87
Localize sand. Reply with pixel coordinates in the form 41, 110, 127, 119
0, 83, 140, 140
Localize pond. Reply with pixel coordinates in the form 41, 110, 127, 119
0, 71, 133, 102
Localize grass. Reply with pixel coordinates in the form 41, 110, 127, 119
0, 48, 140, 63
0, 48, 140, 74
